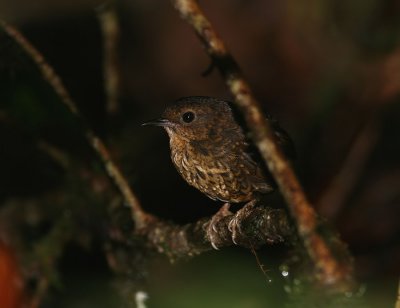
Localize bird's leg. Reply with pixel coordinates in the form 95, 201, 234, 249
207, 203, 232, 250
228, 199, 258, 245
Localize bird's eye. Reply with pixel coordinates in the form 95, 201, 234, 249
182, 111, 195, 123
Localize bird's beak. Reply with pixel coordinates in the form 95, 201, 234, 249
142, 118, 172, 127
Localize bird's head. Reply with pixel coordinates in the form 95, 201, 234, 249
143, 96, 239, 141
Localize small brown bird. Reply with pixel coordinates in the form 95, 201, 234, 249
143, 96, 293, 246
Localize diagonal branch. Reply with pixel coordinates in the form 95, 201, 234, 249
170, 0, 353, 290
0, 19, 148, 229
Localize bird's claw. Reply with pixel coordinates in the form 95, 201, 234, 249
227, 217, 241, 245
210, 241, 220, 250
207, 203, 232, 250
228, 199, 258, 246
207, 200, 258, 248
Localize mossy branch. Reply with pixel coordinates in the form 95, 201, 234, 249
143, 207, 291, 261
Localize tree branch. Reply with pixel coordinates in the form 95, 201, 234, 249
142, 206, 291, 260
0, 19, 148, 229
170, 0, 354, 290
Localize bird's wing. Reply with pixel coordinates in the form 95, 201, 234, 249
225, 100, 296, 160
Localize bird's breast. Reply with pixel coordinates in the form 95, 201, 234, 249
169, 139, 258, 203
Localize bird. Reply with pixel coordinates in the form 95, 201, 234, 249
143, 96, 294, 247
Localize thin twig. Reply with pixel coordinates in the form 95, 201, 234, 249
317, 120, 379, 219
0, 19, 148, 229
170, 0, 353, 290
250, 245, 272, 283
97, 2, 121, 114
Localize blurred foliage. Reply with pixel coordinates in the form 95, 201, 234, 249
0, 0, 399, 307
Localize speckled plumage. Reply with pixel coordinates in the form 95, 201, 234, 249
145, 96, 293, 203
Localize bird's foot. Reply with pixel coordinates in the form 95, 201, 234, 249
228, 199, 258, 246
207, 203, 232, 250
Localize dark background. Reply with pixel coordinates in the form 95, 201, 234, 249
0, 0, 399, 307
